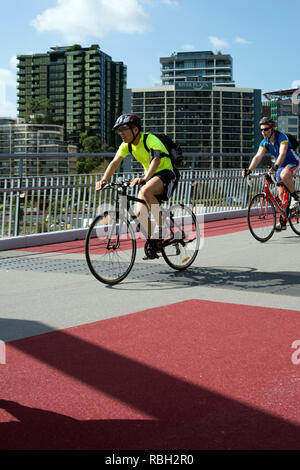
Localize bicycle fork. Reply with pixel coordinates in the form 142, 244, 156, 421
104, 210, 124, 251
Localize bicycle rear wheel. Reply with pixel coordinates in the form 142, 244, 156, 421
247, 193, 276, 242
161, 204, 200, 270
289, 190, 300, 236
85, 211, 136, 285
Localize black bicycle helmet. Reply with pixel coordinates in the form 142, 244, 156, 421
113, 114, 142, 131
259, 116, 275, 127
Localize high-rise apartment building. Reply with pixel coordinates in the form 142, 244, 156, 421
160, 51, 234, 87
130, 83, 261, 169
17, 45, 127, 147
106, 61, 128, 149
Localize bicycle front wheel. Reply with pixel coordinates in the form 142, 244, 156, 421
85, 211, 136, 285
289, 190, 300, 236
161, 204, 200, 270
248, 193, 276, 242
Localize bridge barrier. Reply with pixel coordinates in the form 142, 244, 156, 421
1, 169, 299, 250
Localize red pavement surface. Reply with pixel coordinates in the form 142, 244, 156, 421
13, 217, 249, 254
1, 299, 300, 450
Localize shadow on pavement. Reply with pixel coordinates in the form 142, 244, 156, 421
1, 318, 300, 450
116, 265, 300, 297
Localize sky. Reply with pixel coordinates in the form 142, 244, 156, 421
1, 0, 300, 118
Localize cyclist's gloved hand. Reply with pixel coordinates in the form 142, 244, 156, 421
269, 165, 278, 174
242, 168, 252, 178
96, 179, 107, 190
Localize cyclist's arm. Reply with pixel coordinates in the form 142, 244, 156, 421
248, 146, 266, 171
274, 141, 288, 168
95, 153, 123, 190
144, 156, 161, 182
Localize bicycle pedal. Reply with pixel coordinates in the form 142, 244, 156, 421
142, 253, 159, 261
142, 254, 159, 260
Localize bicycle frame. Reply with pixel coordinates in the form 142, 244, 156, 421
113, 183, 158, 241
103, 181, 187, 250
260, 174, 290, 218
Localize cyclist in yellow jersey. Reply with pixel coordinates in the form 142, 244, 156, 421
95, 114, 179, 238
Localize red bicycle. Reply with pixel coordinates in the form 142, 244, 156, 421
247, 173, 300, 242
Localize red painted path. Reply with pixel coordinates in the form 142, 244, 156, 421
14, 217, 248, 254
2, 216, 300, 450
1, 299, 300, 450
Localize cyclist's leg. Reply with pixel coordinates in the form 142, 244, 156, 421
275, 167, 285, 200
135, 197, 151, 238
274, 167, 287, 230
279, 164, 297, 194
151, 170, 178, 238
137, 176, 164, 237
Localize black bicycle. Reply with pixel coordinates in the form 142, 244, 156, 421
85, 180, 200, 285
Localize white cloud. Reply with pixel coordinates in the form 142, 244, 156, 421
209, 36, 229, 50
291, 80, 300, 88
0, 70, 17, 118
161, 0, 179, 5
0, 92, 16, 117
31, 0, 150, 42
181, 44, 197, 52
141, 0, 179, 6
235, 36, 251, 45
9, 55, 18, 69
0, 69, 16, 89
0, 57, 18, 118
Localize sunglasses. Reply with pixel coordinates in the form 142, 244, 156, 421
261, 127, 272, 132
117, 126, 131, 133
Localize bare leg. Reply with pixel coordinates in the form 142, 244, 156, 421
280, 168, 295, 194
135, 177, 164, 237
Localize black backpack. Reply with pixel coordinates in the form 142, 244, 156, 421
275, 130, 299, 150
129, 133, 183, 169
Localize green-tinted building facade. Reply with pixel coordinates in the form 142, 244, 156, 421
17, 45, 127, 148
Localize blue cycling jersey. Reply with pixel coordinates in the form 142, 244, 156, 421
260, 131, 300, 166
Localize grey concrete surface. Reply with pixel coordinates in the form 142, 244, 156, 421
1, 225, 299, 342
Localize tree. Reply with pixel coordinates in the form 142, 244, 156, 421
76, 133, 114, 174
25, 98, 54, 124
40, 98, 53, 124
80, 134, 102, 153
25, 98, 40, 122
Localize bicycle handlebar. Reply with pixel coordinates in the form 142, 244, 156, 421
102, 179, 132, 190
246, 172, 277, 187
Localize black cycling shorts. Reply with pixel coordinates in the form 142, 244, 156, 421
151, 169, 179, 200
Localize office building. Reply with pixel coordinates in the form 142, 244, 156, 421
130, 83, 261, 169
160, 51, 234, 87
277, 116, 299, 140
17, 45, 127, 147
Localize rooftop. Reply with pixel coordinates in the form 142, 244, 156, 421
263, 87, 300, 100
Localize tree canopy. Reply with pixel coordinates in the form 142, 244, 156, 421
76, 133, 115, 174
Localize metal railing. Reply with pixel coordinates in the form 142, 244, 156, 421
0, 151, 253, 177
1, 169, 299, 239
